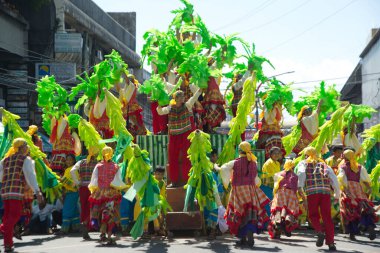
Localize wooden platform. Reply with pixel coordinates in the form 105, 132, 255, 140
165, 187, 202, 231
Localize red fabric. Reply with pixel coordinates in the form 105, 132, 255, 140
151, 101, 168, 134
2, 199, 23, 248
341, 163, 361, 182
97, 162, 118, 188
168, 130, 192, 184
292, 122, 315, 155
232, 157, 257, 186
307, 194, 335, 245
79, 186, 91, 225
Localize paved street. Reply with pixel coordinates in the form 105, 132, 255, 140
8, 229, 379, 253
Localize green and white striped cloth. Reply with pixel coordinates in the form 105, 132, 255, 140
136, 134, 265, 171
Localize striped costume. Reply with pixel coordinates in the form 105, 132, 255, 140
338, 162, 378, 236
268, 170, 300, 239
222, 157, 270, 238
88, 161, 125, 231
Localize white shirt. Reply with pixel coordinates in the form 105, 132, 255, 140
0, 156, 39, 194
302, 112, 319, 136
32, 203, 55, 221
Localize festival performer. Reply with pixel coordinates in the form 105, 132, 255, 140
297, 147, 339, 251
60, 154, 80, 234
27, 125, 49, 167
261, 147, 282, 215
326, 145, 343, 174
341, 126, 362, 155
202, 59, 226, 133
88, 146, 127, 244
256, 78, 293, 158
71, 155, 98, 239
293, 101, 322, 155
268, 160, 300, 239
0, 138, 42, 253
220, 141, 270, 248
338, 150, 378, 241
152, 166, 167, 236
119, 74, 147, 139
157, 88, 202, 186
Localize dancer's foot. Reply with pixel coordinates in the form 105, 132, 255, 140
316, 232, 325, 247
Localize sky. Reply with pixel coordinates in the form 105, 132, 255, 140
93, 0, 380, 108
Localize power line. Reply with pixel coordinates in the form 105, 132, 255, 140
213, 0, 278, 32
240, 0, 311, 34
263, 0, 358, 53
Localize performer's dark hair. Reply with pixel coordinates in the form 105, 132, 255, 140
331, 145, 343, 152
210, 149, 218, 156
269, 146, 281, 155
155, 166, 165, 173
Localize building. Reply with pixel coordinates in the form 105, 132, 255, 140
0, 0, 152, 132
341, 28, 380, 129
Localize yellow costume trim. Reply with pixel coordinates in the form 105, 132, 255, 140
5, 138, 27, 158
343, 149, 359, 173
27, 125, 38, 136
297, 106, 310, 121
102, 146, 113, 162
239, 141, 257, 162
304, 147, 324, 163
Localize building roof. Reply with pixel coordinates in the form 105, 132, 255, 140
340, 63, 362, 104
360, 28, 380, 58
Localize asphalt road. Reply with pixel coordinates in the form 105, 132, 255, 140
7, 229, 379, 253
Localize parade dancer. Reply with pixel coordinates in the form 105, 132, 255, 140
338, 150, 378, 240
261, 147, 282, 216
119, 74, 147, 139
292, 101, 322, 155
88, 147, 127, 244
297, 147, 339, 251
0, 138, 42, 253
326, 145, 343, 174
157, 88, 202, 186
71, 155, 98, 239
220, 141, 270, 248
268, 160, 300, 239
60, 154, 80, 234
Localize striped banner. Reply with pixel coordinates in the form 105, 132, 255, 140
136, 134, 265, 171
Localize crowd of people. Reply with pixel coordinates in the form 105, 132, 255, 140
0, 1, 379, 253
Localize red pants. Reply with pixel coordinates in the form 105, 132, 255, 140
2, 199, 23, 248
307, 193, 335, 245
79, 186, 91, 225
168, 130, 191, 184
151, 102, 168, 134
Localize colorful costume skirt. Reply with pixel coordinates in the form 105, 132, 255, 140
226, 185, 270, 237
268, 188, 300, 238
340, 181, 378, 234
89, 188, 121, 230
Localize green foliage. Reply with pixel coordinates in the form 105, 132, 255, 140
67, 114, 80, 129
36, 75, 70, 134
170, 0, 194, 29
70, 50, 129, 108
294, 81, 340, 125
218, 73, 257, 165
139, 74, 171, 106
343, 104, 377, 134
184, 130, 217, 212
259, 78, 294, 115
212, 33, 248, 69
242, 43, 274, 82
